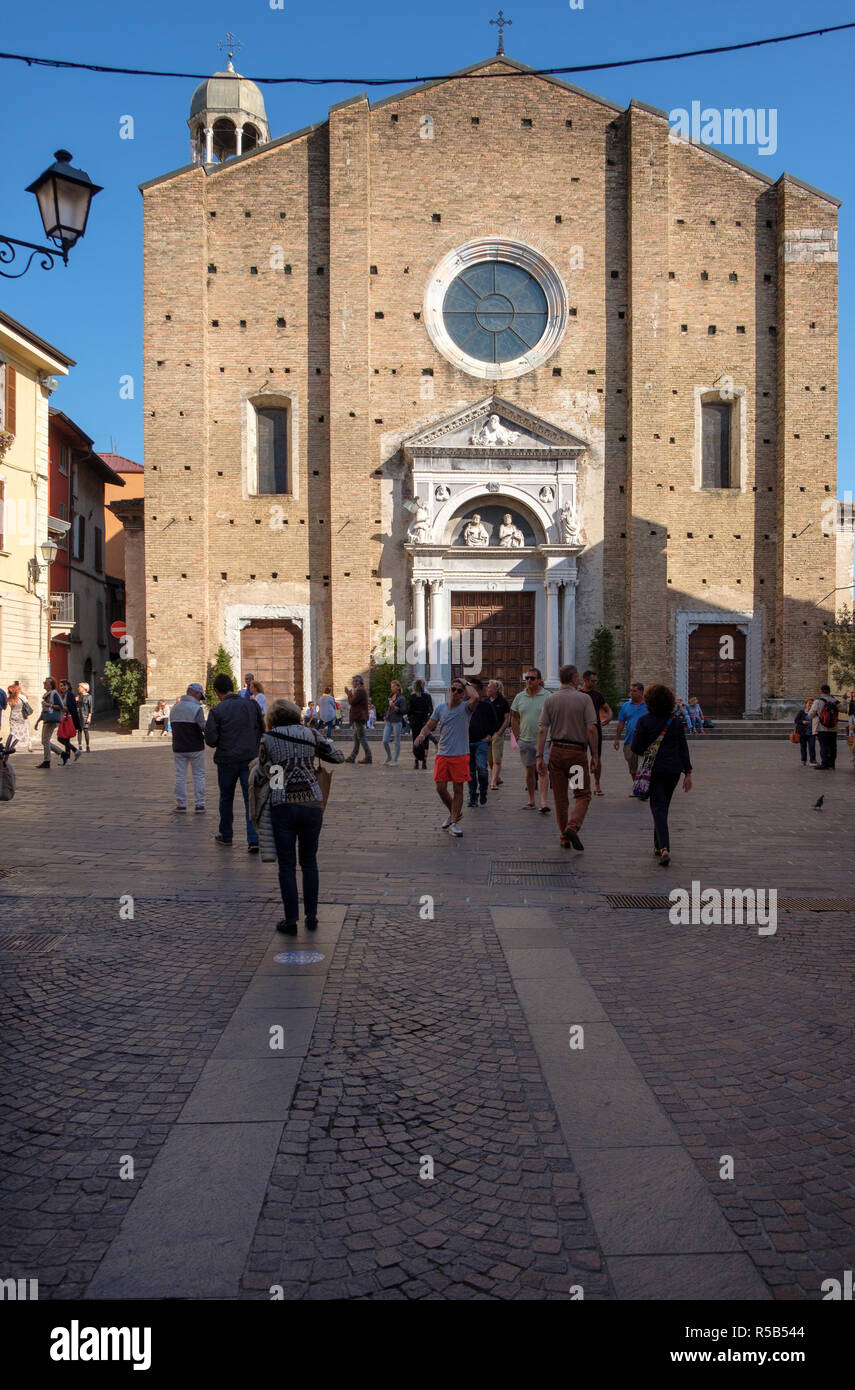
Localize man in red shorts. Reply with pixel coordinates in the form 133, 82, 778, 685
414, 677, 480, 837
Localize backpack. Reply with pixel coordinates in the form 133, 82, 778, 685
818, 698, 839, 730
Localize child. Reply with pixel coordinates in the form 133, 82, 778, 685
674, 696, 690, 728
686, 695, 705, 734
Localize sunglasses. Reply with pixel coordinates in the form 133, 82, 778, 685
451, 685, 465, 693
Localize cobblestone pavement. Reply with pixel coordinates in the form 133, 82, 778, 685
556, 903, 855, 1299
1, 739, 853, 1299
240, 906, 608, 1300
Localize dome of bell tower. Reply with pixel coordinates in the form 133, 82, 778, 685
188, 41, 270, 165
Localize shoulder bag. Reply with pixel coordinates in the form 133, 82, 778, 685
43, 692, 63, 724
632, 718, 673, 801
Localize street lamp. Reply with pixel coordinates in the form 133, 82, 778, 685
1, 151, 102, 279
40, 539, 59, 567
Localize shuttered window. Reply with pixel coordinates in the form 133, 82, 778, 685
2, 364, 16, 435
72, 514, 85, 561
94, 526, 103, 573
256, 407, 288, 494
701, 402, 732, 488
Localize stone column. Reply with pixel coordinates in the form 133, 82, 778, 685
412, 578, 427, 681
562, 580, 576, 667
234, 125, 243, 157
545, 581, 560, 687
204, 127, 213, 163
427, 579, 445, 693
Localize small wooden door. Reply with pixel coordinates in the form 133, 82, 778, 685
449, 591, 535, 688
240, 620, 304, 705
687, 624, 746, 718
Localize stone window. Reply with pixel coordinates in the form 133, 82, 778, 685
424, 238, 567, 381
244, 392, 297, 499
72, 514, 86, 561
256, 407, 289, 493
701, 402, 732, 487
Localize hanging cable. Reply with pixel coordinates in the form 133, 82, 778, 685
0, 21, 853, 86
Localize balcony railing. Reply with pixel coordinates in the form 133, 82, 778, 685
49, 591, 78, 625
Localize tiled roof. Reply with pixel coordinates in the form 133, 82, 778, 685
100, 453, 143, 473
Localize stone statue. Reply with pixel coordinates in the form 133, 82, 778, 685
539, 485, 555, 505
559, 500, 584, 545
434, 483, 451, 501
463, 513, 490, 547
408, 500, 430, 544
498, 513, 525, 548
470, 413, 521, 447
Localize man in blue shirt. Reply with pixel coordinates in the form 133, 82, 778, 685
613, 681, 648, 792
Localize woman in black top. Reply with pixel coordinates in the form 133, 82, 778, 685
631, 683, 693, 867
408, 679, 434, 769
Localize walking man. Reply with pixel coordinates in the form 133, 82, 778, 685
581, 669, 611, 796
467, 677, 498, 808
171, 683, 207, 813
486, 679, 511, 790
537, 665, 599, 850
511, 668, 551, 813
415, 677, 480, 836
204, 674, 264, 851
614, 681, 648, 793
344, 675, 372, 763
810, 683, 839, 771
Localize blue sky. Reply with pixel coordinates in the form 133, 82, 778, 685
1, 0, 853, 493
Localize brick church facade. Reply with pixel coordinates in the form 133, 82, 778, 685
139, 54, 840, 716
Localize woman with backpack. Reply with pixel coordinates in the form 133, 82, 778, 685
257, 699, 345, 935
631, 683, 693, 867
34, 678, 66, 768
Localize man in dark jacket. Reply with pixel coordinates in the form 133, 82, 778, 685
466, 677, 499, 808
204, 674, 264, 850
343, 675, 372, 764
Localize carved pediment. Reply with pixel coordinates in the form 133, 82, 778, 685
403, 395, 587, 457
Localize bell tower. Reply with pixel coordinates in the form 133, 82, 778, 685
188, 36, 270, 164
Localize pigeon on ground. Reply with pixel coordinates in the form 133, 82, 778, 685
814, 795, 824, 810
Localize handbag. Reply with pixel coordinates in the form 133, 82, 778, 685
632, 718, 673, 800
57, 714, 76, 740
789, 730, 801, 744
21, 700, 33, 719
43, 693, 62, 723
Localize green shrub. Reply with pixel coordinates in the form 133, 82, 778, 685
823, 605, 855, 692
206, 645, 238, 706
101, 658, 147, 728
371, 662, 410, 723
587, 625, 620, 714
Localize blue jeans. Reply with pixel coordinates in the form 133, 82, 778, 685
468, 740, 489, 802
383, 722, 403, 762
324, 720, 334, 738
270, 802, 324, 921
800, 732, 817, 764
216, 762, 258, 845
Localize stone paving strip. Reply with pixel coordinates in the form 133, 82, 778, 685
492, 908, 769, 1301
553, 901, 855, 1300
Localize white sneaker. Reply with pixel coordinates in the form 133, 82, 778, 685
441, 815, 452, 829
448, 822, 463, 837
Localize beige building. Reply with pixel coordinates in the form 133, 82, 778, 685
0, 310, 73, 699
140, 55, 843, 717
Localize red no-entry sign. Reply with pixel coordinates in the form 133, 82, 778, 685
110, 621, 127, 639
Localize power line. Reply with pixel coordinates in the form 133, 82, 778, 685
0, 21, 853, 87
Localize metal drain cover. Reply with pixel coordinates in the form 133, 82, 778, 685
0, 933, 67, 956
490, 861, 577, 888
606, 894, 671, 909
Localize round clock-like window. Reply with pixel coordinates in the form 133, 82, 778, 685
424, 238, 567, 381
442, 262, 549, 364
